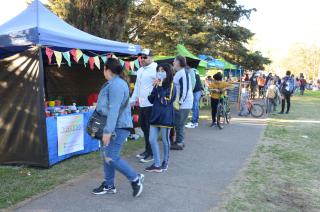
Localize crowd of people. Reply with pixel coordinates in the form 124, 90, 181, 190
91, 49, 216, 198
240, 70, 308, 116
89, 48, 315, 198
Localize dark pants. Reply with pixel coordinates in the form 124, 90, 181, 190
250, 85, 256, 99
211, 98, 220, 123
281, 92, 291, 113
139, 107, 152, 155
174, 109, 190, 144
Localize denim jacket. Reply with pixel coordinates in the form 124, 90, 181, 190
95, 76, 133, 134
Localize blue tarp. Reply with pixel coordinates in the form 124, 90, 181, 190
198, 54, 225, 69
0, 0, 141, 58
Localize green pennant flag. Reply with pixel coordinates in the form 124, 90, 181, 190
62, 51, 71, 67
100, 56, 107, 64
83, 54, 89, 67
119, 59, 125, 67
134, 59, 140, 69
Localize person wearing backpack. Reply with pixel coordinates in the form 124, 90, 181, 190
279, 70, 295, 114
266, 80, 281, 113
171, 56, 193, 150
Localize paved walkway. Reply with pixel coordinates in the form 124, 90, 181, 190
14, 113, 266, 212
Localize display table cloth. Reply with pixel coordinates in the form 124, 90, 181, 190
46, 111, 100, 166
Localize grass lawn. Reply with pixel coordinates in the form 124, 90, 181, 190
0, 138, 144, 210
216, 91, 320, 212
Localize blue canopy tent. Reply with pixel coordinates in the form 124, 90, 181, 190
198, 55, 225, 69
0, 0, 140, 58
0, 0, 141, 167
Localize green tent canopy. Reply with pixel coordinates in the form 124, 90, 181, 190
176, 44, 207, 76
154, 44, 208, 76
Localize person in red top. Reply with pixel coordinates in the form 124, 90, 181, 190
87, 92, 99, 106
299, 76, 307, 96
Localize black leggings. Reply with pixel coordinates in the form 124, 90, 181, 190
281, 92, 291, 113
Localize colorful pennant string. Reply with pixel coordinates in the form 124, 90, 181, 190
45, 47, 140, 72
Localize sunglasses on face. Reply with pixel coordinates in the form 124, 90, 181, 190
141, 56, 148, 59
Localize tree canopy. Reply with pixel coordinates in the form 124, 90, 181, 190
49, 0, 271, 70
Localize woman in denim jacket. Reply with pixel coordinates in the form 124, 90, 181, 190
145, 63, 176, 172
92, 58, 144, 197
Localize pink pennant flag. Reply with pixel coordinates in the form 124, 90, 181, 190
138, 56, 142, 66
107, 53, 112, 58
89, 57, 95, 70
125, 61, 131, 71
45, 47, 54, 64
70, 49, 77, 62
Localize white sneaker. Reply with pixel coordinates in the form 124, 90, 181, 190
194, 123, 199, 127
185, 122, 196, 129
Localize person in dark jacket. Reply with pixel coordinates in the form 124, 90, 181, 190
145, 63, 176, 172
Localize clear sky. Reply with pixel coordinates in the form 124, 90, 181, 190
0, 0, 48, 25
238, 0, 320, 60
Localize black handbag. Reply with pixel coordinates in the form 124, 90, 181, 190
86, 82, 129, 139
86, 110, 107, 139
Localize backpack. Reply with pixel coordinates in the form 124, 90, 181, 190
267, 85, 276, 99
281, 76, 295, 94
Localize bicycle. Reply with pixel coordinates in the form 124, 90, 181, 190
248, 99, 264, 118
216, 96, 231, 129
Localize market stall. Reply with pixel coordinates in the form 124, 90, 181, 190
0, 0, 141, 167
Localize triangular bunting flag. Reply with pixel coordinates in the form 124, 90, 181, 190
83, 54, 89, 67
107, 53, 112, 58
125, 61, 131, 71
76, 49, 83, 62
112, 54, 118, 59
45, 47, 54, 64
62, 51, 71, 67
134, 59, 140, 69
138, 56, 142, 66
70, 49, 77, 62
119, 59, 125, 67
54, 51, 62, 67
89, 57, 95, 70
94, 56, 100, 70
100, 56, 107, 64
130, 61, 135, 71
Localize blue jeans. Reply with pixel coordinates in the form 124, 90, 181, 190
174, 109, 190, 144
191, 91, 202, 123
103, 129, 138, 186
149, 126, 171, 167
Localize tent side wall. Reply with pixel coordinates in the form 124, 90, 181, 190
0, 47, 49, 167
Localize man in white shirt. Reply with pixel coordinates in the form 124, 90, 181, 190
130, 49, 157, 162
171, 56, 194, 150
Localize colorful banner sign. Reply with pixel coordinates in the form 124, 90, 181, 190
57, 114, 84, 156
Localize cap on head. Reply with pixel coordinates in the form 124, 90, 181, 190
140, 49, 153, 57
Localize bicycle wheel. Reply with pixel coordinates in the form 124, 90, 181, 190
251, 103, 264, 118
217, 105, 226, 129
225, 105, 231, 124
